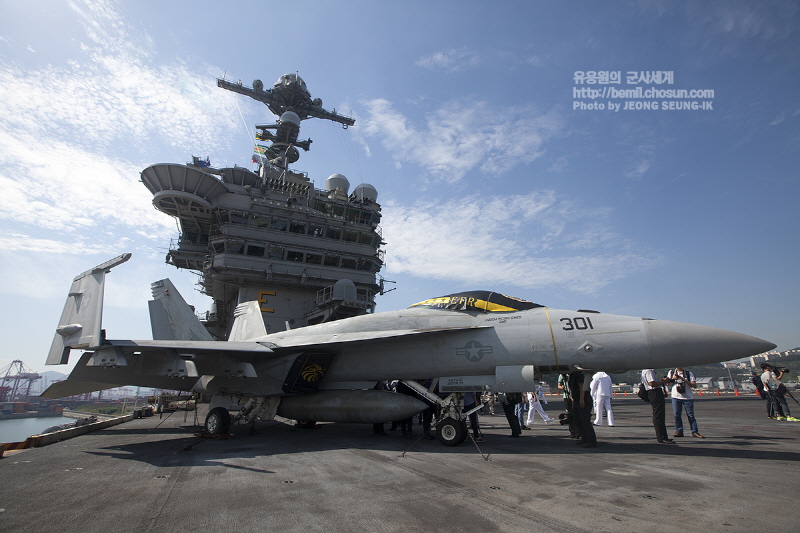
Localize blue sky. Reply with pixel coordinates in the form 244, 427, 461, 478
1, 0, 797, 374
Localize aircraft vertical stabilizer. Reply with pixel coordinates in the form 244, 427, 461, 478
228, 301, 267, 341
46, 253, 131, 365
149, 279, 214, 341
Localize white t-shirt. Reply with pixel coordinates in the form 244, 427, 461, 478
641, 369, 658, 390
761, 370, 780, 390
668, 369, 694, 400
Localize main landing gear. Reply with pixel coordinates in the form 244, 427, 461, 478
401, 380, 481, 447
203, 397, 281, 436
436, 416, 468, 446
204, 407, 231, 436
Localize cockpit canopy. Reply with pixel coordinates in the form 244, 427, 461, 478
409, 291, 543, 312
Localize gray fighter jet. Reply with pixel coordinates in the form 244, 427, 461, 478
43, 254, 775, 445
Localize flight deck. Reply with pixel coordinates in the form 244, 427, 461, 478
1, 395, 797, 533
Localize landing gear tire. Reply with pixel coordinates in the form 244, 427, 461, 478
436, 417, 467, 446
296, 420, 317, 429
205, 407, 231, 435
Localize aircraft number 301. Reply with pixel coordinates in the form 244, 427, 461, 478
560, 317, 594, 331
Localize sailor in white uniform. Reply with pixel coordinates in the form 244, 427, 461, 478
526, 391, 554, 424
590, 371, 615, 426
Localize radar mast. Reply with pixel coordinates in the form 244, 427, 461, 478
217, 74, 354, 170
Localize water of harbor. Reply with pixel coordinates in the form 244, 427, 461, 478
0, 416, 71, 443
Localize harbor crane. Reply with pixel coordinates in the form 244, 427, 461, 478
1, 360, 41, 401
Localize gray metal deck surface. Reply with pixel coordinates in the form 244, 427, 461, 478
1, 395, 798, 533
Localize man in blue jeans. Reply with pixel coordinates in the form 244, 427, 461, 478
667, 367, 704, 438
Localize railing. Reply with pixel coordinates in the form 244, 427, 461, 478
315, 285, 374, 307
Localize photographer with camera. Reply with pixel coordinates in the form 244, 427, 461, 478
667, 367, 704, 438
760, 363, 798, 421
750, 371, 772, 418
641, 369, 676, 444
558, 373, 580, 439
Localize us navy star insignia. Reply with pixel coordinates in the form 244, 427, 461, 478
456, 340, 493, 362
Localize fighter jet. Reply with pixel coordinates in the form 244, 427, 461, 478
43, 254, 775, 445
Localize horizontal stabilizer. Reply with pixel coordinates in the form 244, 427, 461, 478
43, 352, 200, 397
46, 253, 131, 365
41, 380, 120, 399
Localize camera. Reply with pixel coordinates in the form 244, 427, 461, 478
558, 412, 573, 426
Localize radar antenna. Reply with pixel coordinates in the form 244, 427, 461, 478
218, 73, 355, 170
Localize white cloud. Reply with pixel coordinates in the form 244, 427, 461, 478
694, 2, 797, 40
548, 156, 569, 173
0, 248, 110, 301
526, 55, 543, 66
0, 52, 239, 156
769, 105, 800, 126
625, 159, 651, 179
0, 234, 119, 255
0, 130, 173, 234
381, 192, 660, 293
416, 47, 481, 73
361, 98, 563, 183
0, 0, 244, 244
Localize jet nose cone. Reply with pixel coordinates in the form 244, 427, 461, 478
644, 320, 776, 368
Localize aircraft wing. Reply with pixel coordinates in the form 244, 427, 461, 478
98, 325, 487, 359
258, 326, 489, 351
40, 326, 487, 399
43, 254, 493, 399
107, 340, 275, 353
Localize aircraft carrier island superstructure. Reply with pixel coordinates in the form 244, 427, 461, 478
140, 73, 385, 338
